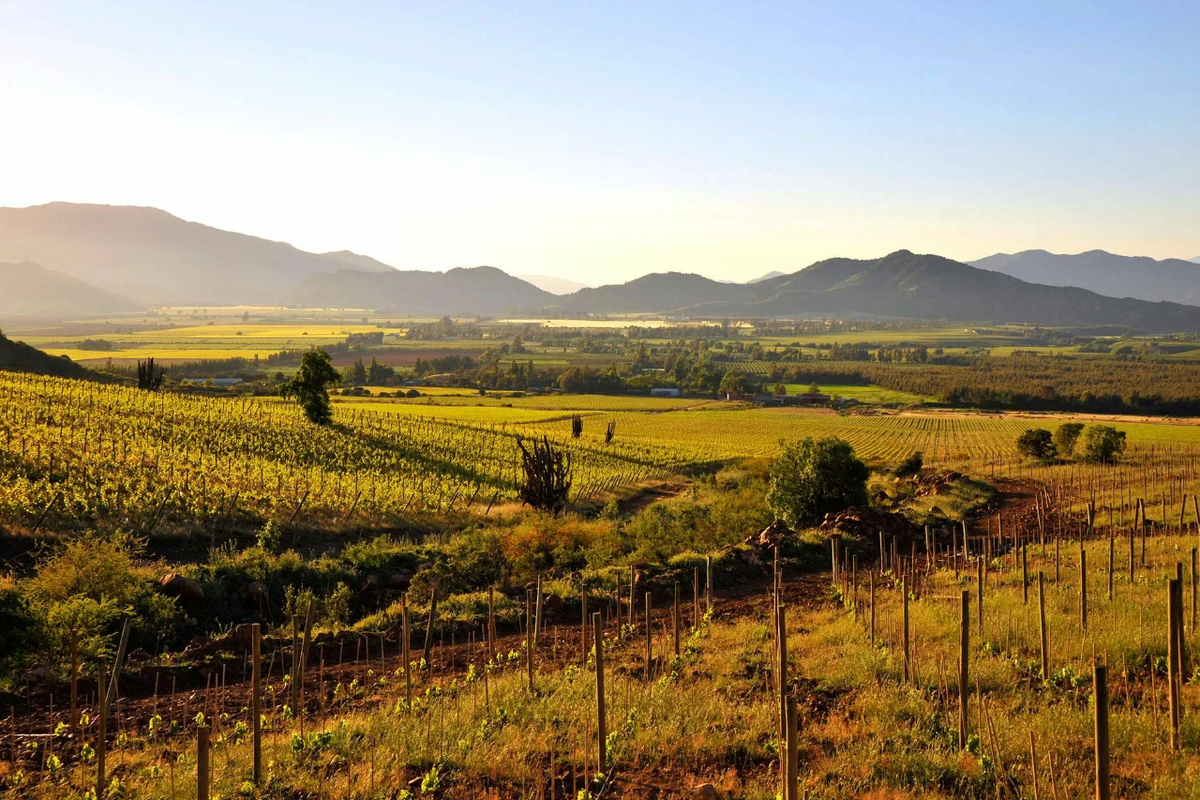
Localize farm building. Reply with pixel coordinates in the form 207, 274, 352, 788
650, 387, 681, 397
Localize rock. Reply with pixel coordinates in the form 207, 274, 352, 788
744, 519, 791, 549
543, 594, 563, 613
387, 570, 413, 589
694, 784, 720, 800
246, 581, 268, 601
160, 573, 204, 603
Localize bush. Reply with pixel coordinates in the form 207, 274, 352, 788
1080, 425, 1126, 464
892, 451, 923, 478
766, 437, 869, 529
1016, 429, 1056, 461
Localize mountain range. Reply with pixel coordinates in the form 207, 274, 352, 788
971, 250, 1200, 304
3, 202, 1200, 331
0, 202, 392, 306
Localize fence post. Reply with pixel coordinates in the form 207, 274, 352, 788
959, 590, 969, 750
1094, 663, 1110, 800
70, 631, 78, 732
593, 611, 607, 770
693, 566, 701, 629
644, 592, 653, 683
870, 571, 876, 645
197, 724, 211, 800
1023, 545, 1029, 605
777, 603, 788, 762
1081, 549, 1088, 633
402, 594, 412, 709
252, 623, 262, 785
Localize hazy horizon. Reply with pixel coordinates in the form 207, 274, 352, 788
2, 1, 1197, 284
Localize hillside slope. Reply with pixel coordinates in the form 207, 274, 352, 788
0, 331, 94, 378
0, 261, 140, 319
0, 203, 394, 306
551, 272, 756, 314
970, 249, 1200, 304
288, 266, 555, 315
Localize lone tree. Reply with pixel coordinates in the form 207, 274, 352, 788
136, 358, 165, 391
767, 436, 869, 529
1017, 428, 1056, 461
281, 349, 342, 425
1053, 422, 1085, 457
1080, 425, 1126, 464
516, 435, 572, 514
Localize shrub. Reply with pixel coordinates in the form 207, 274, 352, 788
892, 451, 923, 478
767, 437, 869, 529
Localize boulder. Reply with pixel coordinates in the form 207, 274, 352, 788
543, 594, 564, 613
694, 784, 720, 800
388, 570, 413, 590
160, 573, 204, 603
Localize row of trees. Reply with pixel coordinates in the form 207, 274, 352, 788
1017, 422, 1127, 464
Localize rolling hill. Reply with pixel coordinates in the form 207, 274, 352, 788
970, 249, 1200, 305
288, 266, 555, 315
0, 261, 140, 319
0, 331, 95, 379
556, 251, 1200, 330
551, 272, 756, 314
0, 203, 394, 306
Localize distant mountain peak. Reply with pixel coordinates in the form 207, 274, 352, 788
970, 249, 1200, 305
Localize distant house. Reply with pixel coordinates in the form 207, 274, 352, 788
650, 387, 681, 397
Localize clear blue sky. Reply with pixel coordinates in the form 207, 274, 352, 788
2, 0, 1197, 283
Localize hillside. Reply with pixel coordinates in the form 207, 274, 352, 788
551, 271, 756, 314
288, 266, 555, 314
0, 331, 94, 378
0, 261, 140, 319
970, 249, 1200, 304
0, 203, 394, 306
558, 251, 1200, 330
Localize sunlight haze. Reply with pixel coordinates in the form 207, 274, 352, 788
1, 0, 1197, 284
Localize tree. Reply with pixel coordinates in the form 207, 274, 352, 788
1080, 425, 1126, 464
719, 371, 747, 396
346, 358, 367, 386
1053, 422, 1085, 456
282, 349, 342, 425
1017, 429, 1056, 461
767, 437, 869, 528
892, 451, 923, 478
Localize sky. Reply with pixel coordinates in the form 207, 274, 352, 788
1, 0, 1198, 285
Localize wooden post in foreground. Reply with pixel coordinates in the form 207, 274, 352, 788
902, 577, 910, 682
197, 724, 211, 800
1168, 578, 1182, 751
1094, 663, 1110, 800
526, 589, 535, 692
644, 592, 653, 683
593, 611, 607, 770
96, 656, 106, 800
251, 623, 262, 785
959, 590, 969, 749
1039, 572, 1049, 680
706, 555, 713, 614
785, 694, 799, 800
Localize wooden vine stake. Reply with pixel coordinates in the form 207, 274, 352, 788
902, 577, 910, 682
1039, 572, 1050, 680
777, 603, 788, 761
706, 555, 713, 614
96, 656, 106, 800
958, 590, 969, 749
526, 589, 535, 692
673, 581, 681, 658
197, 724, 211, 800
1168, 577, 1182, 751
1094, 663, 1110, 800
644, 592, 653, 684
252, 623, 262, 785
593, 611, 607, 770
785, 694, 799, 800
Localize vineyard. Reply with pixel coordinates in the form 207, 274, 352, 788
0, 374, 690, 533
